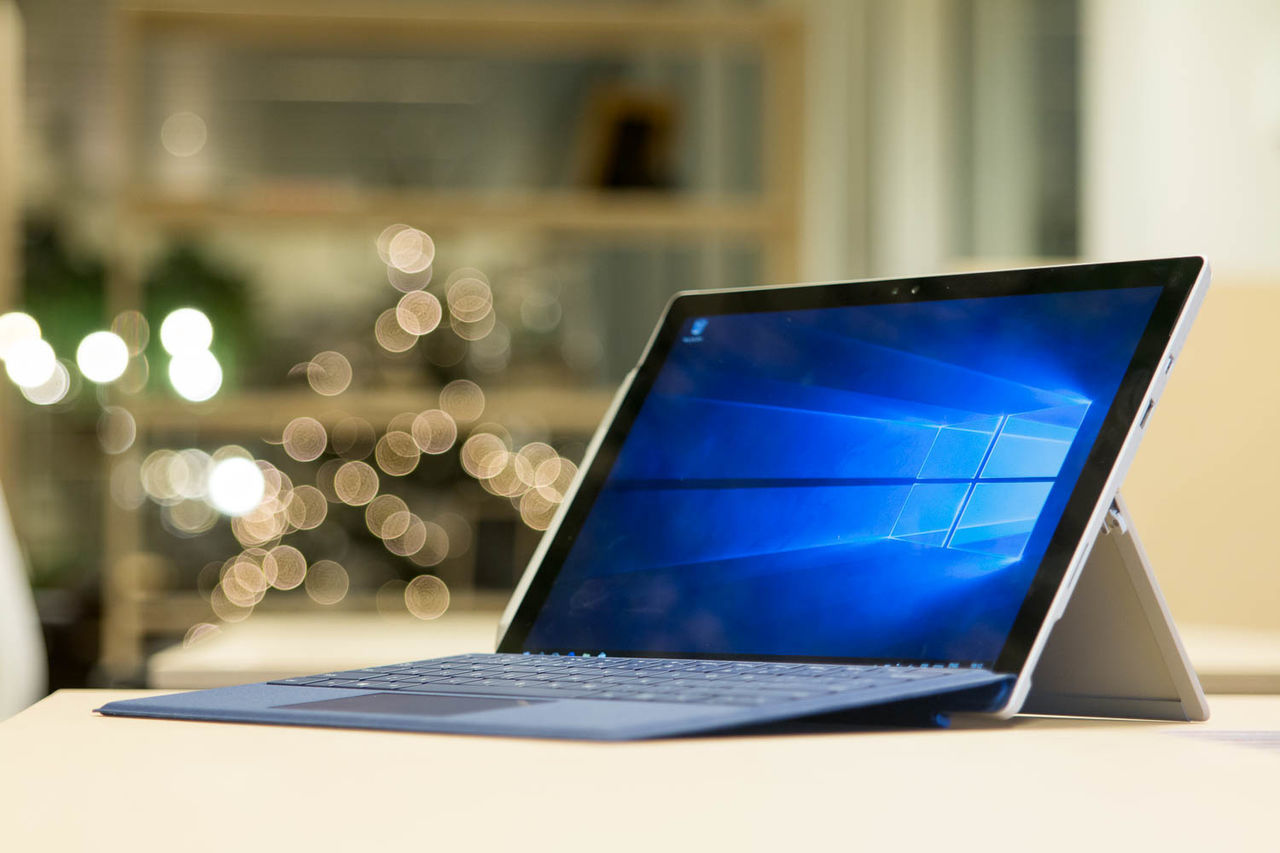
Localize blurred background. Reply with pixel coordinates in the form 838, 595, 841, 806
1, 0, 1277, 711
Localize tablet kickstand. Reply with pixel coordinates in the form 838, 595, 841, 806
1020, 494, 1210, 722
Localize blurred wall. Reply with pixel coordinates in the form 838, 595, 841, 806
1083, 0, 1280, 278
1084, 0, 1280, 631
1123, 284, 1280, 631
801, 0, 1080, 282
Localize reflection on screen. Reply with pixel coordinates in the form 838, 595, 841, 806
525, 287, 1163, 664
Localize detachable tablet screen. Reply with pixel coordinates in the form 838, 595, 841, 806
500, 259, 1203, 672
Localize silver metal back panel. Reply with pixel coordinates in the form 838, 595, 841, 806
1020, 495, 1209, 721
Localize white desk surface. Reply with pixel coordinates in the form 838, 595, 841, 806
2, 690, 1277, 852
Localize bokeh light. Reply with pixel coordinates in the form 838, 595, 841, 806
374, 308, 417, 353
365, 494, 410, 540
395, 291, 442, 336
160, 111, 208, 157
221, 465, 291, 546
384, 513, 427, 557
210, 584, 252, 622
284, 484, 328, 530
140, 450, 179, 504
168, 349, 222, 401
460, 431, 509, 479
411, 409, 458, 455
19, 360, 70, 405
374, 431, 419, 476
140, 448, 215, 505
405, 574, 450, 620
519, 443, 559, 486
258, 461, 291, 502
334, 460, 379, 506
446, 277, 493, 323
306, 351, 352, 396
0, 312, 41, 361
386, 411, 417, 435
409, 521, 449, 567
538, 457, 579, 503
439, 379, 485, 423
386, 264, 432, 292
163, 499, 218, 536
282, 416, 328, 462
482, 453, 534, 498
375, 224, 411, 264
208, 456, 266, 516
232, 512, 285, 549
315, 459, 344, 502
242, 548, 278, 588
5, 337, 57, 388
305, 560, 349, 605
387, 227, 435, 274
76, 331, 130, 383
470, 421, 512, 448
222, 557, 268, 606
183, 623, 221, 648
519, 488, 561, 530
450, 310, 496, 341
111, 310, 150, 355
159, 308, 214, 355
266, 545, 307, 590
173, 449, 213, 499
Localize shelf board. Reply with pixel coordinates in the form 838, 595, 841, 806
121, 1, 799, 48
125, 189, 784, 236
138, 590, 511, 634
127, 385, 615, 435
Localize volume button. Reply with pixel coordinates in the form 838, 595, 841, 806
1052, 568, 1082, 623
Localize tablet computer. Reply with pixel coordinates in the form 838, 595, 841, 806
497, 255, 1211, 720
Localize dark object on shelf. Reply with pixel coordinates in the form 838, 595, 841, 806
578, 86, 679, 190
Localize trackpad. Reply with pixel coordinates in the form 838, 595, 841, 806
276, 693, 546, 717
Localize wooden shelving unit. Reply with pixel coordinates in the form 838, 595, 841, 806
125, 189, 789, 236
128, 386, 616, 436
100, 0, 805, 678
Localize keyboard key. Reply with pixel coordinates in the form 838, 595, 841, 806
270, 676, 335, 686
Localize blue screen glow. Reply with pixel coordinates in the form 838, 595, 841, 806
524, 287, 1163, 663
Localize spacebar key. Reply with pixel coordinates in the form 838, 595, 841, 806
391, 683, 594, 700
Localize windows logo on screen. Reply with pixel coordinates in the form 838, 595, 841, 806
888, 402, 1090, 559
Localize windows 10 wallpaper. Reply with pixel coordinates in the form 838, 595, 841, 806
526, 287, 1163, 663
